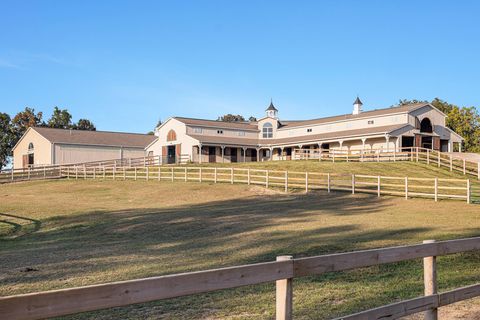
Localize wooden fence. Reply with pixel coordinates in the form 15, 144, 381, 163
1, 237, 480, 320
293, 147, 480, 180
61, 165, 472, 203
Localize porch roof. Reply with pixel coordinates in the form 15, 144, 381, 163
188, 124, 410, 147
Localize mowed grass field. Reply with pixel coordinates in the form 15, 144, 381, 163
1, 161, 480, 319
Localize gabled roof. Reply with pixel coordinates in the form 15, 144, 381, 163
32, 127, 157, 148
278, 103, 429, 129
173, 117, 259, 132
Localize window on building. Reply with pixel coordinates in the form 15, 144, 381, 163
238, 131, 245, 136
167, 130, 177, 141
420, 118, 433, 133
262, 123, 273, 138
217, 130, 223, 134
28, 143, 34, 152
193, 127, 203, 134
368, 120, 374, 125
307, 128, 312, 133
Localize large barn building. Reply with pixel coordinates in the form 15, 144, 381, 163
147, 99, 464, 163
12, 127, 156, 169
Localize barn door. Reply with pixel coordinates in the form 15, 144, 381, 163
22, 155, 29, 168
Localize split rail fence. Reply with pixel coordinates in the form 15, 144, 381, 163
1, 237, 480, 320
61, 165, 472, 203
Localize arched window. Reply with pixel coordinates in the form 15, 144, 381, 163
28, 143, 34, 153
262, 123, 273, 138
420, 118, 433, 133
167, 130, 177, 141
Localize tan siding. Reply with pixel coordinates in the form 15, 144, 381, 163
13, 128, 52, 169
54, 144, 145, 165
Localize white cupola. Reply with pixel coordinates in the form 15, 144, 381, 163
353, 96, 363, 115
266, 99, 278, 119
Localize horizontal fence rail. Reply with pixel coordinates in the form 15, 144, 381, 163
60, 165, 472, 203
293, 147, 480, 180
1, 237, 480, 320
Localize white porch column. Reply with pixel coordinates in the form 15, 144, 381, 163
448, 141, 452, 153
243, 147, 247, 162
269, 147, 273, 161
198, 144, 202, 164
459, 141, 463, 153
221, 146, 225, 163
385, 135, 390, 153
280, 147, 284, 160
338, 140, 343, 151
256, 148, 261, 162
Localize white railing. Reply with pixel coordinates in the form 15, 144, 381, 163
61, 166, 472, 203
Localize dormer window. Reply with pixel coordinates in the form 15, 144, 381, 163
193, 127, 203, 133
217, 130, 223, 134
262, 123, 273, 138
368, 120, 374, 125
307, 128, 312, 133
238, 131, 245, 136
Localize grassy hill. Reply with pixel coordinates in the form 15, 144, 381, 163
1, 178, 480, 319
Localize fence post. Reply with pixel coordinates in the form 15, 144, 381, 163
463, 159, 466, 175
103, 167, 106, 180
423, 240, 438, 320
247, 168, 250, 185
434, 178, 438, 202
75, 166, 78, 180
231, 168, 234, 184
44, 166, 46, 178
377, 152, 380, 162
84, 165, 86, 180
467, 179, 471, 204
199, 168, 202, 183
352, 174, 355, 194
416, 147, 419, 162
215, 167, 218, 183
377, 176, 381, 197
113, 166, 116, 180
266, 170, 269, 188
93, 167, 96, 180
184, 167, 187, 182
405, 177, 408, 200
158, 167, 161, 181
327, 173, 331, 193
305, 172, 308, 193
437, 152, 440, 168
332, 150, 335, 163
427, 149, 430, 165
145, 166, 149, 181
171, 167, 174, 182
450, 155, 453, 171
28, 167, 31, 180
285, 171, 288, 192
276, 255, 293, 320
134, 167, 137, 181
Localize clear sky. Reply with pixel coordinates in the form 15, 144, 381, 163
1, 0, 479, 133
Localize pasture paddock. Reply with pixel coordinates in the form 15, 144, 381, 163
1, 180, 480, 319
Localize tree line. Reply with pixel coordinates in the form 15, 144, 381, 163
0, 107, 96, 171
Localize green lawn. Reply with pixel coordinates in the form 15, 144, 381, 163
1, 177, 480, 319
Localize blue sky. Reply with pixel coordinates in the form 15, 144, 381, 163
1, 1, 479, 133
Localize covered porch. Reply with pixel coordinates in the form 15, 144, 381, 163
192, 144, 259, 163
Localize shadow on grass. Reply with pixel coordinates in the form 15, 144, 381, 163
0, 213, 41, 239
2, 190, 480, 319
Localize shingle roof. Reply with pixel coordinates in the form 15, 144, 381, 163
353, 96, 363, 105
173, 117, 259, 131
266, 101, 278, 111
188, 124, 410, 147
33, 127, 157, 148
279, 103, 428, 129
